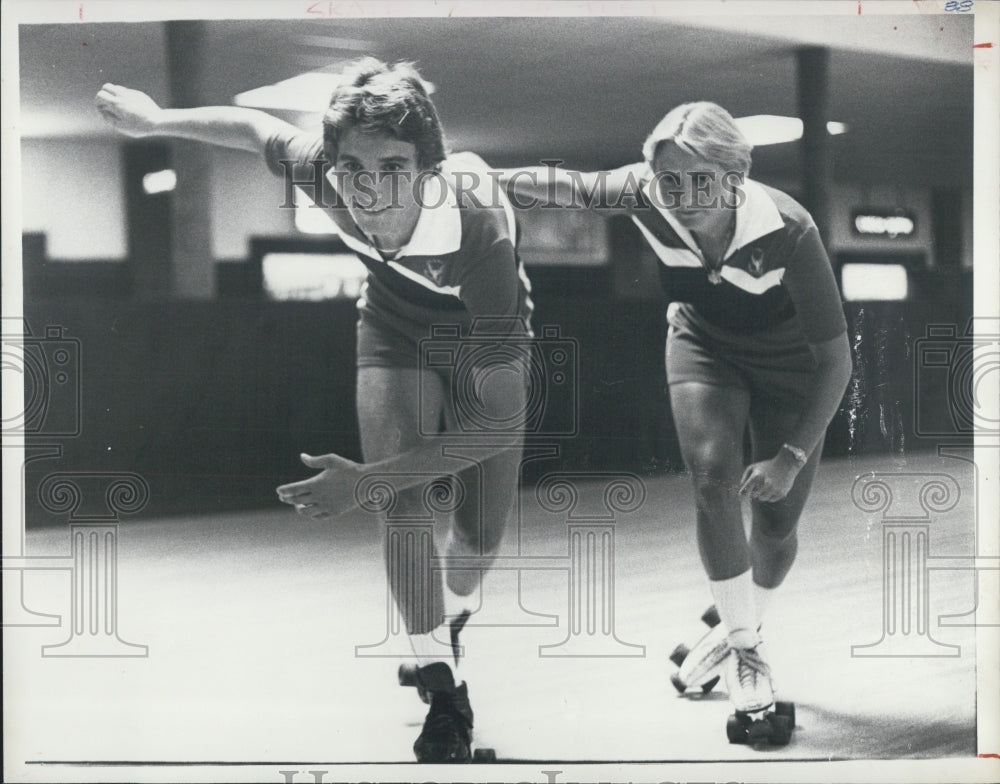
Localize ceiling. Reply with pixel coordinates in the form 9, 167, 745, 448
17, 13, 975, 188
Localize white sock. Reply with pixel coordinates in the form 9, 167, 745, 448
408, 629, 455, 669
710, 570, 760, 649
753, 582, 775, 628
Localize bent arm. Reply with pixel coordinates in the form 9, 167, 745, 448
276, 216, 530, 517
779, 222, 854, 458
786, 331, 853, 458
95, 83, 297, 154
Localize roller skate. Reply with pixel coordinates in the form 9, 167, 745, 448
668, 605, 727, 695
723, 642, 795, 747
409, 662, 474, 762
398, 612, 496, 762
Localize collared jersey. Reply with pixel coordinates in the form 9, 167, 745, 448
264, 129, 533, 329
613, 163, 846, 344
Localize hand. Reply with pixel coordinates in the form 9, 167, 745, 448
276, 453, 364, 520
95, 84, 163, 137
738, 452, 803, 503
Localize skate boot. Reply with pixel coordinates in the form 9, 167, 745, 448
723, 644, 795, 746
670, 606, 730, 694
412, 662, 474, 763
724, 643, 773, 713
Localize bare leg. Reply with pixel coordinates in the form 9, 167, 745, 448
668, 381, 751, 580
442, 448, 522, 598
356, 366, 448, 635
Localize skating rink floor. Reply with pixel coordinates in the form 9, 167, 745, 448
4, 450, 999, 783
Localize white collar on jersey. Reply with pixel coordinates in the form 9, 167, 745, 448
642, 176, 785, 262
323, 169, 462, 261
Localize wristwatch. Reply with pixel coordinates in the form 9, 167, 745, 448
781, 443, 808, 465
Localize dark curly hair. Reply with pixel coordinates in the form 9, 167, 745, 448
322, 57, 447, 171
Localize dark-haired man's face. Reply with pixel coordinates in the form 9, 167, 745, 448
333, 126, 421, 249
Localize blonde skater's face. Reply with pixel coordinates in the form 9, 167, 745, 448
651, 141, 743, 231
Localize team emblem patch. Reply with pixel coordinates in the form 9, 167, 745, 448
423, 258, 445, 285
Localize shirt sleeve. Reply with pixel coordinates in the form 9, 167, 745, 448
781, 223, 848, 344
263, 128, 328, 205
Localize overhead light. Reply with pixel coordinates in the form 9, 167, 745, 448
736, 115, 848, 146
235, 69, 435, 114
142, 169, 176, 195
841, 263, 908, 301
297, 35, 379, 52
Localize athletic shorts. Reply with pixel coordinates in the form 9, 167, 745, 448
356, 304, 435, 369
665, 301, 817, 409
356, 297, 534, 370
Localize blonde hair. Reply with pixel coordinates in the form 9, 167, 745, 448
642, 102, 752, 174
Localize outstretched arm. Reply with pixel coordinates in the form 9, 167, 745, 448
95, 83, 297, 153
498, 162, 647, 212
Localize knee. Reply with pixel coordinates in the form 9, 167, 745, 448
751, 516, 798, 550
686, 447, 739, 499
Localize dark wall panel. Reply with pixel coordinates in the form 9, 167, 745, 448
20, 269, 971, 524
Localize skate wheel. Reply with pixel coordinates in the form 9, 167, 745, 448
670, 673, 687, 694
747, 718, 773, 746
473, 747, 496, 762
669, 643, 690, 668
701, 605, 721, 628
701, 674, 720, 694
767, 713, 792, 746
726, 713, 751, 744
774, 700, 795, 727
398, 663, 419, 687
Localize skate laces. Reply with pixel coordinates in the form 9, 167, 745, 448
734, 646, 770, 689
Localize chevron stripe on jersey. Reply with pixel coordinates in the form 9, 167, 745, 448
610, 165, 846, 342
632, 177, 787, 295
